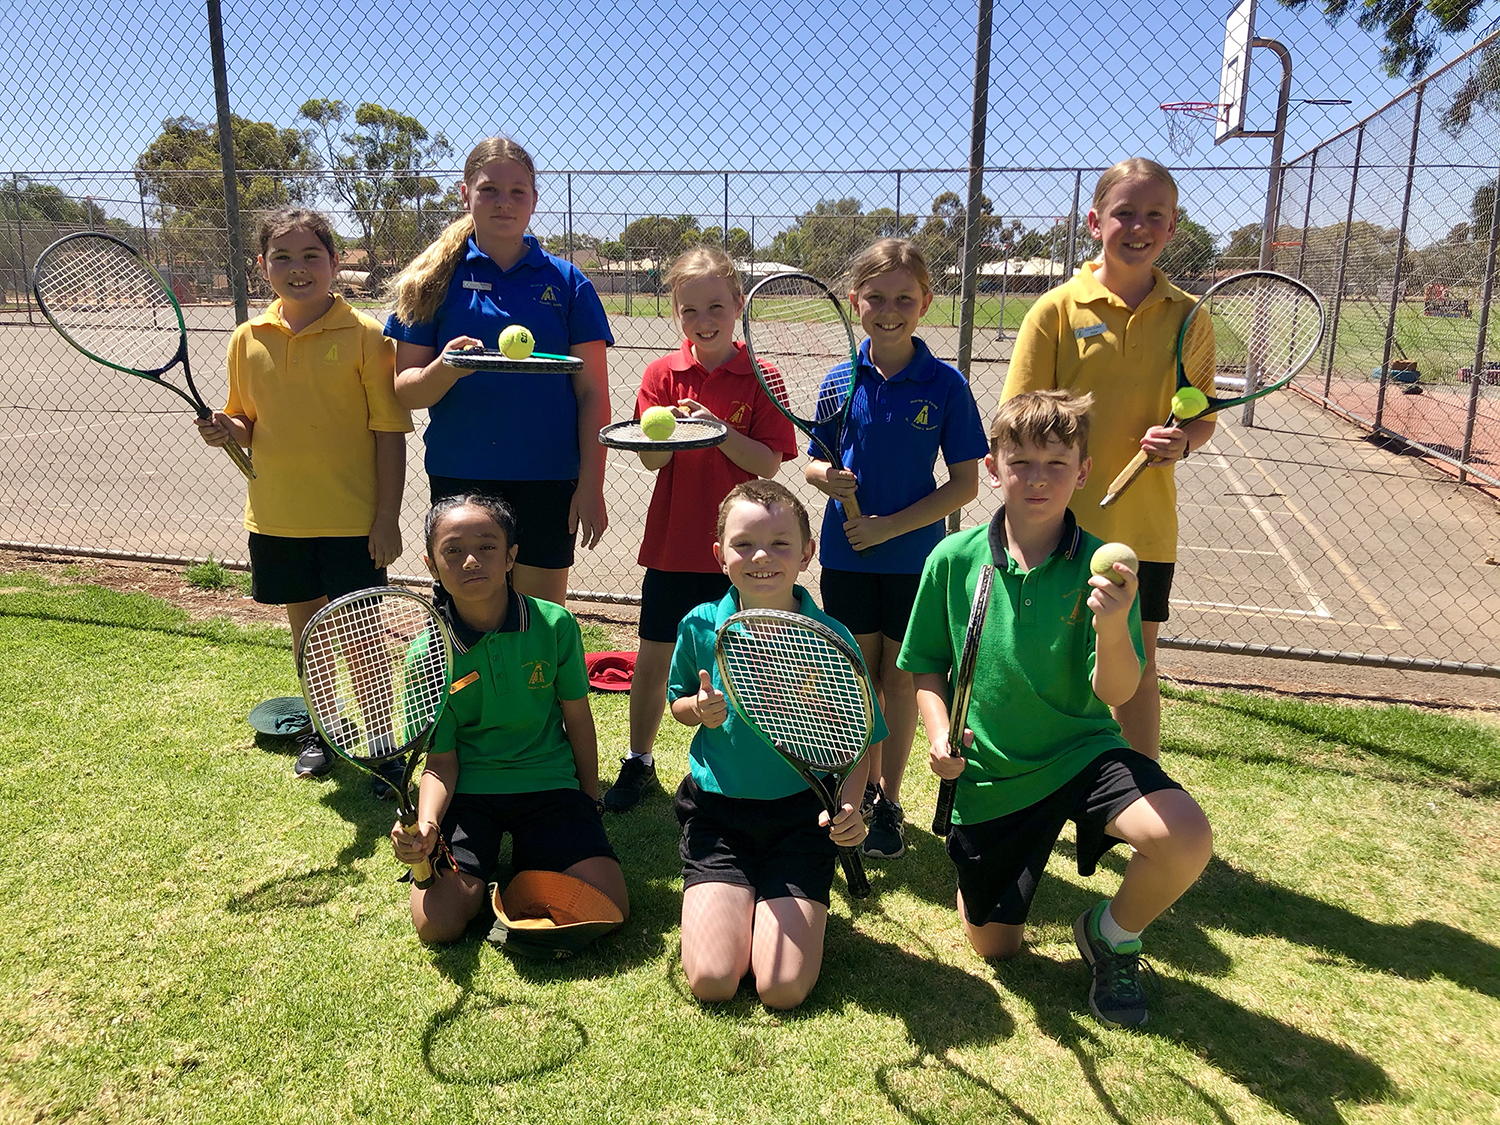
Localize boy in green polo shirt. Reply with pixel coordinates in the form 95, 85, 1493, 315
898, 390, 1212, 1029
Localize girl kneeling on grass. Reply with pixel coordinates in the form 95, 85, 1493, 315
390, 494, 628, 943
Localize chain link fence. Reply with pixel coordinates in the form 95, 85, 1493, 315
0, 2, 1497, 673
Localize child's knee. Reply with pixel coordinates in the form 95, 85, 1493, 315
687, 967, 742, 1003
757, 975, 814, 1010
966, 922, 1025, 960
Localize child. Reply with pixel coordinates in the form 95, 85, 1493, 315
385, 136, 614, 608
389, 494, 628, 944
669, 480, 883, 1009
1002, 158, 1218, 759
195, 207, 411, 786
898, 390, 1213, 1030
601, 246, 797, 814
804, 238, 988, 860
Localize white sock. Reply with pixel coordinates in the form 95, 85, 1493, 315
1099, 903, 1143, 949
626, 751, 654, 766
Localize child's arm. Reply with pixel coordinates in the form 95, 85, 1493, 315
561, 695, 601, 802
914, 672, 968, 781
368, 431, 405, 568
1140, 415, 1217, 466
820, 757, 870, 847
569, 340, 611, 550
391, 749, 458, 865
842, 459, 980, 553
670, 669, 727, 728
392, 337, 484, 409
677, 397, 782, 478
804, 458, 859, 503
1088, 564, 1144, 706
195, 412, 253, 450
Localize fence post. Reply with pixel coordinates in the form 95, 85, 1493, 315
1064, 169, 1081, 275
955, 0, 995, 379
12, 172, 33, 324
1295, 147, 1316, 280
1374, 85, 1424, 432
1460, 159, 1500, 481
723, 172, 729, 248
567, 173, 574, 263
1323, 124, 1364, 398
895, 170, 902, 233
206, 0, 248, 324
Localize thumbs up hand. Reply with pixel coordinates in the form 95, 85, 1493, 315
695, 669, 727, 728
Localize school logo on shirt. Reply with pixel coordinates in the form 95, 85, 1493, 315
725, 401, 749, 428
538, 285, 562, 307
1065, 588, 1090, 625
909, 399, 939, 431
323, 344, 339, 363
524, 659, 553, 688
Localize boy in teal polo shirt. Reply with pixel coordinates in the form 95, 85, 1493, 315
898, 390, 1212, 1029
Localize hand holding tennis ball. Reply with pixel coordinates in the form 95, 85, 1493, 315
1171, 386, 1210, 421
498, 324, 535, 359
1090, 542, 1138, 586
640, 405, 677, 441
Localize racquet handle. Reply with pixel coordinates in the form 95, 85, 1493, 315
838, 845, 870, 898
399, 810, 436, 889
931, 776, 958, 836
1100, 448, 1154, 508
844, 494, 862, 519
221, 441, 256, 480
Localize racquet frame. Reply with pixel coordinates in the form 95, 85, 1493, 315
441, 348, 583, 374
598, 417, 729, 450
930, 563, 994, 836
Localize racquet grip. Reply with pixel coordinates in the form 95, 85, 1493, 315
1101, 448, 1153, 508
399, 811, 435, 890
931, 777, 958, 836
838, 845, 870, 898
221, 442, 256, 480
844, 493, 862, 519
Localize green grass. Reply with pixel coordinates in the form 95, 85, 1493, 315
182, 557, 252, 595
1326, 298, 1500, 385
5, 573, 1497, 1123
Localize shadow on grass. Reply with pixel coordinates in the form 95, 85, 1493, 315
0, 587, 289, 650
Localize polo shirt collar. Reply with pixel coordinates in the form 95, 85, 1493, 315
1073, 260, 1187, 313
436, 583, 528, 653
856, 336, 938, 383
249, 294, 359, 335
463, 234, 548, 272
986, 507, 1081, 570
712, 584, 817, 625
667, 339, 754, 377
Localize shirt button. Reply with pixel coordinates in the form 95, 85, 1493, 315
1024, 598, 1032, 606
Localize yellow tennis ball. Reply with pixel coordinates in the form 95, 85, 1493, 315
1171, 386, 1210, 420
498, 325, 535, 359
1090, 542, 1138, 586
640, 406, 677, 441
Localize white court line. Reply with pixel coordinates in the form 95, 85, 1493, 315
1181, 545, 1281, 556
1208, 452, 1332, 618
1180, 599, 1340, 618
1221, 428, 1402, 630
0, 419, 117, 442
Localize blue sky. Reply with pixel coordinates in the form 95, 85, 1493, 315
1, 0, 1493, 244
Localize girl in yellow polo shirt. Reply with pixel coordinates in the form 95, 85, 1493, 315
1003, 159, 1217, 759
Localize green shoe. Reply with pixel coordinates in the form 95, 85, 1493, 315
1073, 903, 1153, 1029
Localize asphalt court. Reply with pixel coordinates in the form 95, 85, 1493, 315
1, 309, 1496, 668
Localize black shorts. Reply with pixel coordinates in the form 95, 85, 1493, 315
247, 533, 384, 606
948, 747, 1185, 927
819, 568, 921, 640
1135, 561, 1174, 624
439, 788, 617, 880
674, 775, 837, 906
639, 568, 731, 644
429, 476, 578, 570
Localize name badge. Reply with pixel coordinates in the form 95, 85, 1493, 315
462, 280, 492, 292
1074, 322, 1107, 340
451, 671, 480, 693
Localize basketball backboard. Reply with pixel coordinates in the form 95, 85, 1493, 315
1216, 0, 1256, 142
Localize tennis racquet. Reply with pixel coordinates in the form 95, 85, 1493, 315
1100, 270, 1324, 508
930, 564, 994, 836
598, 417, 729, 450
440, 347, 583, 374
742, 272, 864, 518
31, 232, 256, 479
715, 609, 876, 898
298, 587, 455, 888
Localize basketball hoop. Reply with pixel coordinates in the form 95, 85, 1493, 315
1161, 102, 1226, 158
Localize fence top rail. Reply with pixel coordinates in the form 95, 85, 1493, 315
1283, 25, 1500, 167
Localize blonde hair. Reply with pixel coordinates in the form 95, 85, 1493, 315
1092, 158, 1179, 212
989, 390, 1094, 459
847, 238, 933, 297
716, 479, 811, 545
664, 245, 743, 308
388, 137, 538, 325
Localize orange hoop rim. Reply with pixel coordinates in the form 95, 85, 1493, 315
1160, 101, 1227, 120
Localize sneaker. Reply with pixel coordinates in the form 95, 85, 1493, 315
602, 756, 656, 813
293, 729, 334, 779
371, 758, 407, 801
1073, 903, 1154, 1030
860, 781, 881, 819
861, 794, 906, 858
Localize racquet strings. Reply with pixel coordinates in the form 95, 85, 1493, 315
1184, 274, 1324, 397
746, 276, 856, 426
718, 617, 869, 771
34, 236, 181, 372
948, 565, 993, 743
301, 593, 448, 761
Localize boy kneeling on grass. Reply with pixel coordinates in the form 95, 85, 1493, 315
897, 390, 1213, 1029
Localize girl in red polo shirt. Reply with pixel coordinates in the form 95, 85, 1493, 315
601, 247, 798, 814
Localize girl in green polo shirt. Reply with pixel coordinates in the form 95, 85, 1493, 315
389, 495, 628, 944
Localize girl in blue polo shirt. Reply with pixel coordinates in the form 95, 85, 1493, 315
805, 239, 989, 860
386, 136, 614, 608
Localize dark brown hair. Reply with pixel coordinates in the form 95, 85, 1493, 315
257, 208, 337, 259
716, 479, 812, 545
